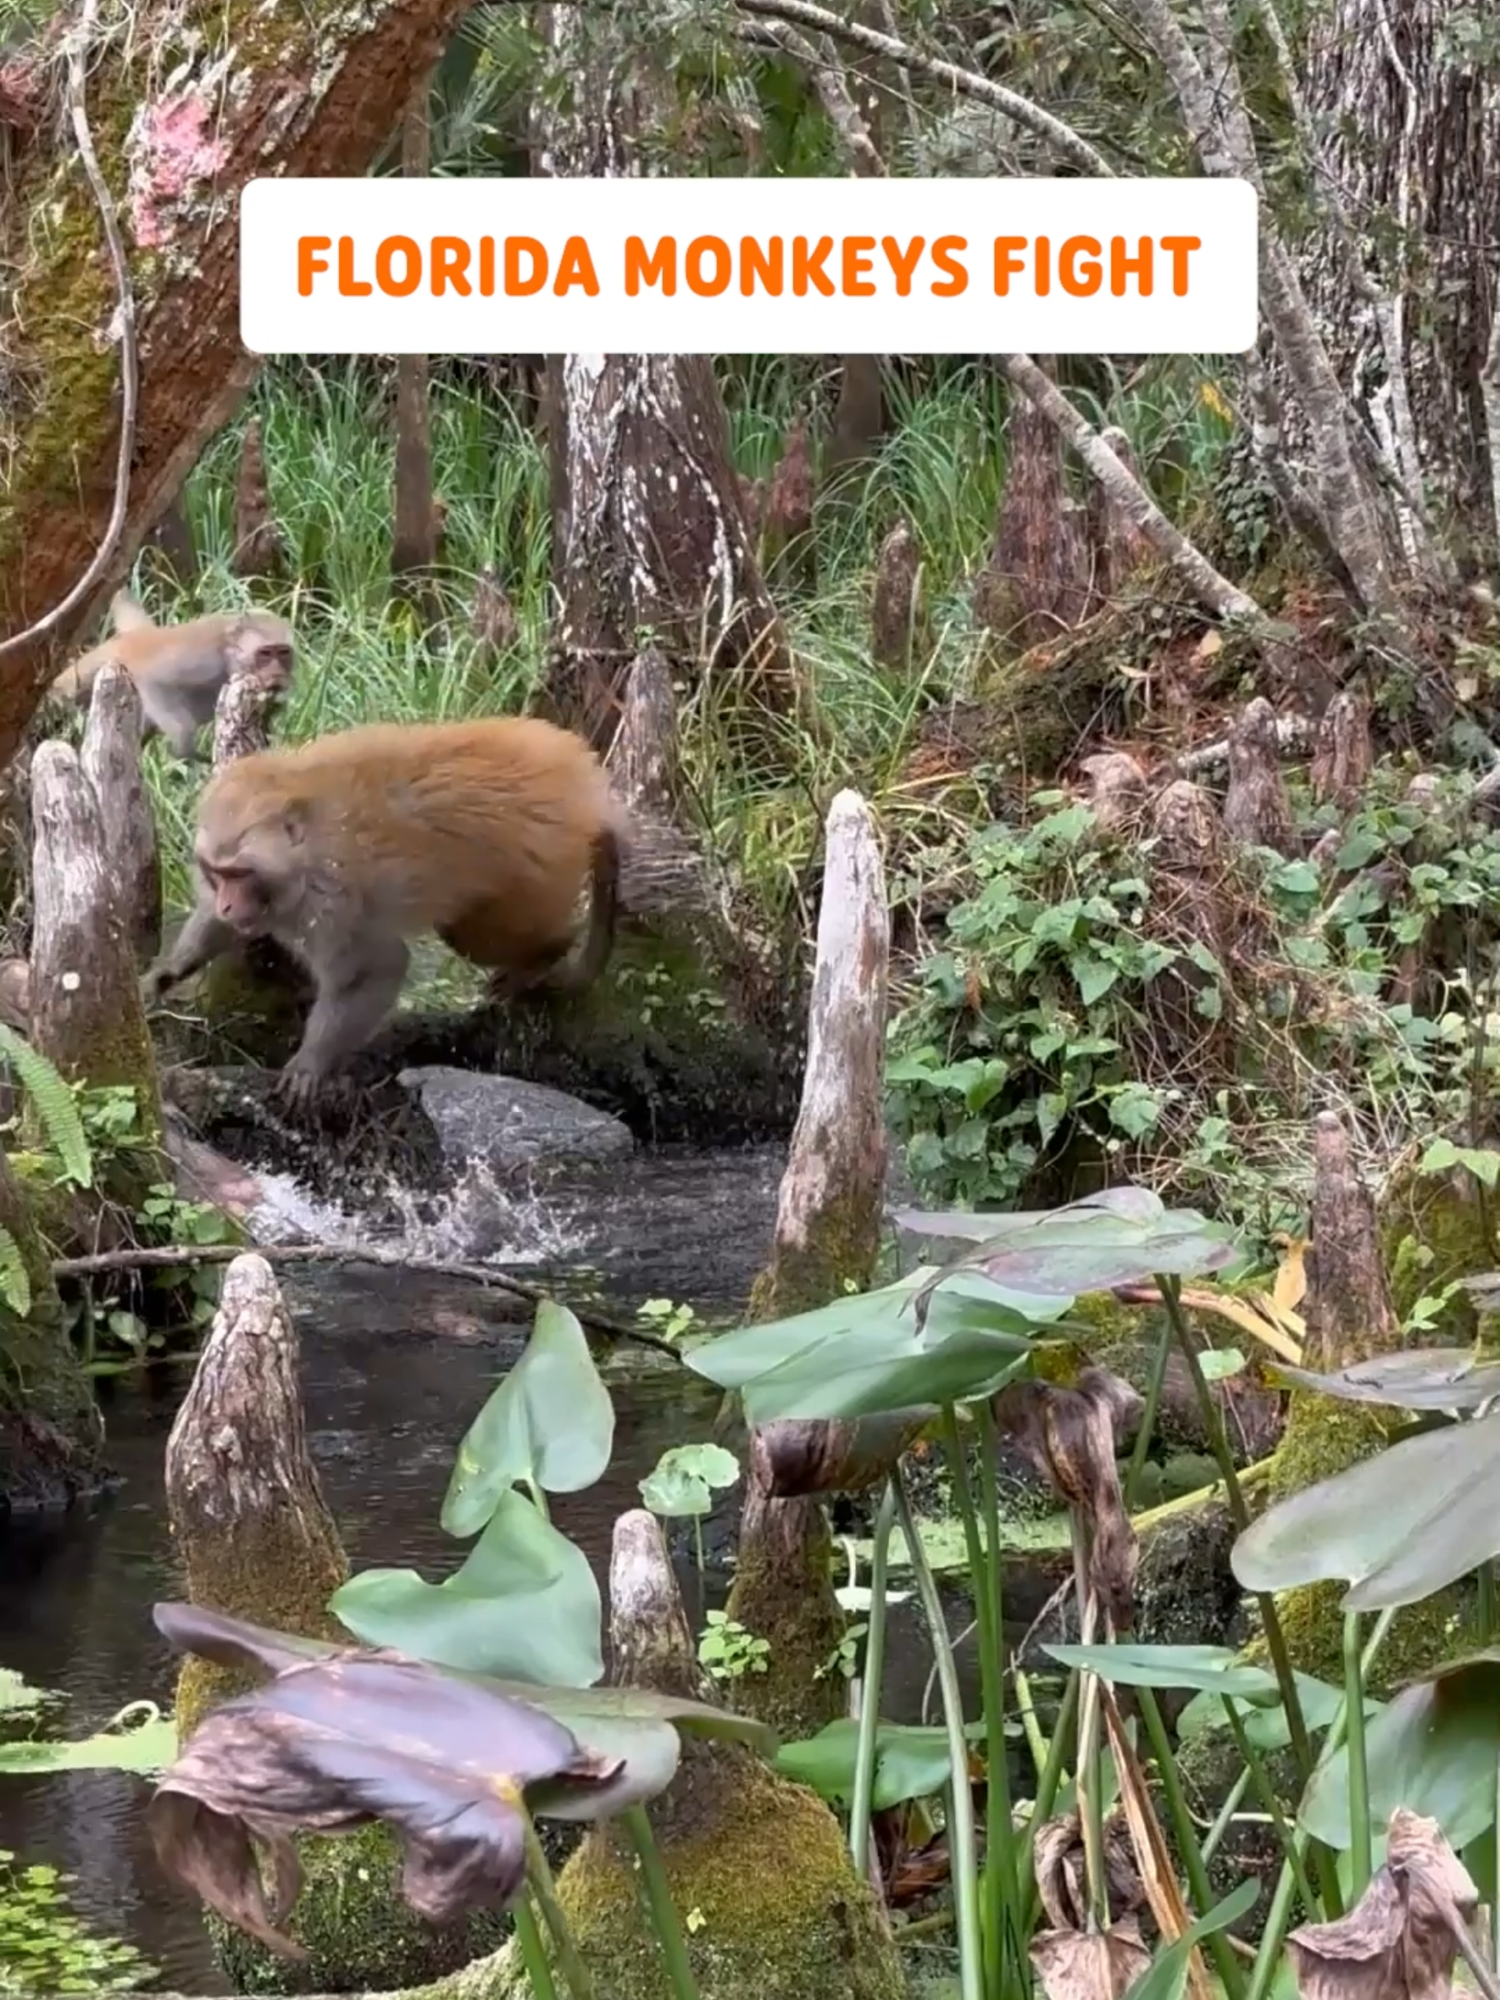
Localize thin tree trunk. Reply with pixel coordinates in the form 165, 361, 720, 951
536, 7, 795, 757
391, 67, 438, 607
0, 0, 471, 766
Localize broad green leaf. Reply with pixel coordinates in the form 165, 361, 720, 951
1300, 1654, 1500, 1851
1122, 1880, 1260, 2000
685, 1266, 1056, 1422
1175, 1673, 1374, 1750
442, 1301, 615, 1537
332, 1486, 604, 1686
1231, 1408, 1500, 1610
775, 1717, 985, 1811
894, 1186, 1239, 1311
0, 1707, 175, 1775
1044, 1643, 1278, 1697
1272, 1349, 1500, 1413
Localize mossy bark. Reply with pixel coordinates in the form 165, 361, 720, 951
0, 1145, 106, 1512
1258, 1114, 1461, 1690
1378, 1153, 1496, 1347
0, 0, 472, 766
496, 1749, 907, 2000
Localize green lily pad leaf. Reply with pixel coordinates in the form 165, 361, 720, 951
1300, 1652, 1500, 1851
640, 1443, 740, 1519
685, 1266, 1055, 1423
1272, 1349, 1500, 1413
331, 1486, 604, 1686
1175, 1673, 1373, 1750
442, 1300, 614, 1538
895, 1188, 1239, 1317
1044, 1643, 1275, 1696
0, 1704, 176, 1775
1122, 1879, 1260, 2000
775, 1717, 984, 1812
1231, 1408, 1500, 1610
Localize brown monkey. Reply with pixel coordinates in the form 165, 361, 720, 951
142, 716, 625, 1108
49, 594, 295, 761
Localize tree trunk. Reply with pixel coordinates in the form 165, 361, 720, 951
0, 0, 472, 767
536, 8, 795, 758
391, 68, 439, 609
1301, 0, 1500, 571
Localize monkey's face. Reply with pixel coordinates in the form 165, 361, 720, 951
246, 640, 293, 691
229, 619, 295, 692
196, 818, 301, 936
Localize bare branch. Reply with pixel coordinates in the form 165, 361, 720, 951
733, 0, 1115, 176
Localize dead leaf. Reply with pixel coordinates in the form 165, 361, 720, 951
1287, 1808, 1480, 2000
1032, 1919, 1153, 2000
994, 1369, 1141, 1632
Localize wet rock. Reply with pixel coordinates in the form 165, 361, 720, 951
396, 1066, 636, 1178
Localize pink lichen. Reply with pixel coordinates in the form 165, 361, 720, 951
128, 92, 232, 250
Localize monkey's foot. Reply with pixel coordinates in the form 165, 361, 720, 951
274, 1062, 353, 1120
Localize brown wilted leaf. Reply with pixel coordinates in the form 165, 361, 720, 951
1031, 1919, 1152, 2000
1034, 1810, 1144, 1932
1287, 1809, 1480, 2000
147, 1635, 622, 1958
994, 1369, 1142, 1632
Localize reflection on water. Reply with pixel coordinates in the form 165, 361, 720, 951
0, 1142, 993, 1992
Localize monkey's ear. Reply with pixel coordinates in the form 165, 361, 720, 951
281, 801, 310, 846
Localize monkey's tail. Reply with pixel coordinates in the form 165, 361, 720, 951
567, 815, 622, 992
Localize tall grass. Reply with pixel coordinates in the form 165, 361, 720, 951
121, 354, 1235, 913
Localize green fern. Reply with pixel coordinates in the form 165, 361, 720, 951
0, 1024, 93, 1189
0, 1226, 32, 1317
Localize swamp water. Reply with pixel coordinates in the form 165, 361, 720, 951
0, 1141, 997, 1993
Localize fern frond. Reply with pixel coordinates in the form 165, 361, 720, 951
0, 1024, 93, 1188
0, 1225, 33, 1317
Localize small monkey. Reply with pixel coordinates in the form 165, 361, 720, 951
142, 716, 626, 1109
49, 593, 295, 761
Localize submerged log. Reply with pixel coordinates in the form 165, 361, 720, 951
727, 789, 901, 1738
498, 1510, 906, 2000
164, 1251, 509, 1989
80, 663, 160, 962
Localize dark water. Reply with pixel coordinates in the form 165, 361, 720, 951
0, 1143, 987, 1994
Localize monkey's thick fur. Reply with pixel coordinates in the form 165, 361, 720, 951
50, 592, 295, 761
143, 715, 625, 1108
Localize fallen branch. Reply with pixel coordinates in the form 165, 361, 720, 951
50, 1239, 683, 1356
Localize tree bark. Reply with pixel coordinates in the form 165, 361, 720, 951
536, 8, 795, 758
1301, 0, 1500, 569
80, 663, 160, 963
0, 0, 472, 766
391, 68, 439, 608
728, 789, 894, 1739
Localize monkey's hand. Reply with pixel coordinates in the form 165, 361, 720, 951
275, 1055, 356, 1122
140, 962, 180, 1007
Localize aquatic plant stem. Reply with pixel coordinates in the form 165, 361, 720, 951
512, 1898, 560, 2000
1220, 1699, 1317, 1913
1123, 1313, 1173, 1509
976, 1398, 1021, 1975
941, 1405, 1016, 1990
850, 1480, 897, 1883
621, 1804, 703, 2000
1244, 1606, 1398, 2000
1156, 1273, 1313, 1783
893, 1466, 984, 2000
1343, 1610, 1372, 1896
523, 1815, 597, 2000
1201, 1765, 1253, 1864
1136, 1686, 1246, 2000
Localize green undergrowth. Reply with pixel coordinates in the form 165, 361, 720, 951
886, 761, 1500, 1263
